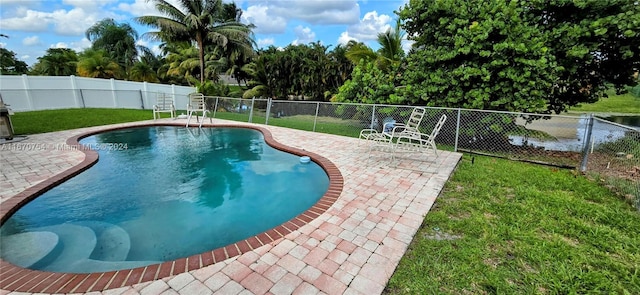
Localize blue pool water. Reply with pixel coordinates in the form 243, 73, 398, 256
0, 127, 329, 273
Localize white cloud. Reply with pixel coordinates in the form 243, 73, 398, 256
0, 9, 50, 32
269, 0, 360, 25
242, 0, 359, 36
242, 5, 287, 34
62, 0, 116, 12
20, 54, 30, 60
118, 0, 160, 17
257, 38, 275, 48
0, 43, 6, 48
0, 6, 107, 36
51, 38, 91, 52
291, 26, 316, 45
119, 0, 190, 17
52, 42, 69, 48
339, 11, 392, 43
22, 36, 41, 46
402, 39, 415, 53
52, 8, 101, 35
337, 32, 356, 45
0, 0, 39, 6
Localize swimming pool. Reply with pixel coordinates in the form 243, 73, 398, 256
0, 126, 330, 273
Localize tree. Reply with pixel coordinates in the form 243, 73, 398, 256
0, 47, 28, 75
86, 18, 146, 74
31, 48, 78, 76
333, 60, 402, 104
344, 21, 405, 73
344, 41, 378, 65
376, 19, 405, 71
326, 43, 354, 91
398, 0, 640, 113
76, 49, 123, 79
129, 61, 159, 82
136, 0, 255, 84
527, 0, 640, 113
243, 43, 352, 101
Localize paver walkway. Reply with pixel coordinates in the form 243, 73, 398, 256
0, 118, 462, 295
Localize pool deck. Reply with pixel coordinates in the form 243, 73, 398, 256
0, 118, 462, 295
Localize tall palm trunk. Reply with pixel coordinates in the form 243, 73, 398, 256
196, 32, 205, 84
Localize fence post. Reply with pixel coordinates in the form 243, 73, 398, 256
313, 102, 320, 132
110, 78, 118, 107
171, 84, 177, 108
21, 74, 34, 110
138, 90, 145, 109
79, 89, 86, 108
142, 81, 149, 109
580, 114, 595, 172
213, 97, 219, 118
371, 105, 376, 129
454, 108, 462, 152
265, 98, 272, 125
249, 97, 255, 123
69, 75, 81, 108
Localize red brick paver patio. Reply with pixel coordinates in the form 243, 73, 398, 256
0, 118, 462, 295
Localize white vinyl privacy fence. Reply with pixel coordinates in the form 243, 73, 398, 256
0, 75, 196, 111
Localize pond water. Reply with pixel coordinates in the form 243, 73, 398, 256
598, 115, 640, 128
509, 115, 637, 152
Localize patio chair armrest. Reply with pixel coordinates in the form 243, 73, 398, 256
359, 128, 379, 140
390, 124, 419, 138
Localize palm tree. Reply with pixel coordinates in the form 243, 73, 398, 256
136, 0, 255, 84
86, 18, 146, 74
31, 48, 78, 76
76, 49, 122, 79
344, 40, 378, 65
345, 20, 405, 72
129, 61, 159, 82
376, 19, 405, 69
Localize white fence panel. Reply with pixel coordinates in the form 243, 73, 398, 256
0, 75, 196, 112
31, 89, 78, 110
81, 89, 117, 108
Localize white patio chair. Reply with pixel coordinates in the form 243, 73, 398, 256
152, 92, 175, 120
186, 93, 211, 128
392, 113, 447, 160
359, 107, 426, 146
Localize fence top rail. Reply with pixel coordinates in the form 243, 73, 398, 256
238, 97, 593, 120
593, 117, 640, 132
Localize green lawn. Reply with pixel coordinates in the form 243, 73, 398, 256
570, 90, 640, 114
384, 155, 640, 294
8, 108, 640, 294
11, 108, 152, 135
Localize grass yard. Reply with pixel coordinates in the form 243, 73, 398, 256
384, 155, 640, 294
11, 108, 151, 135
570, 90, 640, 114
8, 108, 640, 294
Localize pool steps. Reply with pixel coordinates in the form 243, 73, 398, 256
0, 231, 59, 268
76, 221, 130, 261
35, 224, 97, 272
2, 222, 160, 273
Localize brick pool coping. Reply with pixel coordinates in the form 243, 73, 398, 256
0, 122, 344, 293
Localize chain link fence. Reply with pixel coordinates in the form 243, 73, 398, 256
202, 96, 639, 208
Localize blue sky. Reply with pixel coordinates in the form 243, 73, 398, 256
0, 0, 409, 67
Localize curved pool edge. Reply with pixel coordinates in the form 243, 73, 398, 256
0, 122, 344, 293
